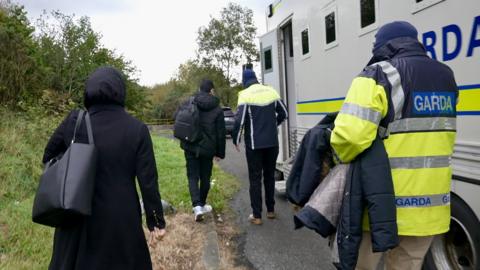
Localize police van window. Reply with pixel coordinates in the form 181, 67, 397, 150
301, 28, 310, 55
412, 0, 444, 14
325, 12, 336, 44
263, 47, 273, 73
360, 0, 376, 28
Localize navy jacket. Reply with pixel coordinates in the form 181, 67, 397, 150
232, 83, 288, 150
286, 113, 336, 206
336, 136, 399, 269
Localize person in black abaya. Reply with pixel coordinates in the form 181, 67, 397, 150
42, 67, 166, 270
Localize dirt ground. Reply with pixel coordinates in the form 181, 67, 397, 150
147, 212, 251, 270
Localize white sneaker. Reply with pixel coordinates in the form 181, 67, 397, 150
193, 206, 204, 222
202, 204, 213, 213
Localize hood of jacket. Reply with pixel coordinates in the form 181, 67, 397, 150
194, 91, 220, 112
367, 37, 427, 66
84, 67, 126, 108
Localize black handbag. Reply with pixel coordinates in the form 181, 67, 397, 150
32, 110, 97, 227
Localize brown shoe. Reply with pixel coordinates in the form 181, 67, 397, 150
266, 212, 276, 219
248, 214, 262, 225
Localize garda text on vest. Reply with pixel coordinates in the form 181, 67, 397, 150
413, 91, 456, 115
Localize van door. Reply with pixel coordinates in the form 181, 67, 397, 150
260, 28, 289, 162
281, 22, 297, 158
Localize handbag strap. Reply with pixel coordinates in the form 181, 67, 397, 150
72, 110, 85, 144
84, 111, 94, 145
72, 110, 95, 145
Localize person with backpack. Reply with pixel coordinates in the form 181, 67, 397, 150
175, 79, 226, 221
232, 69, 288, 225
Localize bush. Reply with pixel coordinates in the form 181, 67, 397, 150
0, 107, 60, 270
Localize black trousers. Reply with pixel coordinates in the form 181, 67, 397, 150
185, 151, 214, 207
245, 146, 279, 218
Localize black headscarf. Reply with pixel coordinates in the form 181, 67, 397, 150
84, 67, 126, 108
200, 79, 214, 93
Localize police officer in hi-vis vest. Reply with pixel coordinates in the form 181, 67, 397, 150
330, 21, 458, 269
232, 69, 288, 225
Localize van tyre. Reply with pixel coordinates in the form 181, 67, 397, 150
423, 194, 480, 270
274, 169, 284, 181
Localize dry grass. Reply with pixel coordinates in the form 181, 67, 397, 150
148, 213, 206, 270
216, 212, 251, 270
147, 212, 251, 270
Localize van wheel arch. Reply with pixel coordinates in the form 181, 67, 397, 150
423, 192, 480, 270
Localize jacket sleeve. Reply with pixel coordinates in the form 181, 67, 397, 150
136, 124, 166, 230
275, 99, 288, 126
331, 73, 389, 163
232, 104, 246, 146
215, 109, 226, 158
42, 111, 75, 164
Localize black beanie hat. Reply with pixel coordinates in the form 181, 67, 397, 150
373, 21, 418, 54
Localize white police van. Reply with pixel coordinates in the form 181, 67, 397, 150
260, 0, 480, 269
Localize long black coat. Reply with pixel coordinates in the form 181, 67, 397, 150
42, 67, 165, 270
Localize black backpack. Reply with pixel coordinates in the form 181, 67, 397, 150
174, 97, 201, 143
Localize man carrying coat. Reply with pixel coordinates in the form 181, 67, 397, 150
330, 21, 458, 269
179, 79, 226, 222
232, 69, 288, 225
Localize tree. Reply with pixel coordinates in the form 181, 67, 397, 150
197, 3, 258, 84
35, 11, 147, 114
0, 1, 42, 106
147, 60, 232, 119
0, 3, 148, 117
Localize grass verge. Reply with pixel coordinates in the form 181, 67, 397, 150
153, 135, 239, 212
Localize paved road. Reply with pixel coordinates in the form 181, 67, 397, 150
219, 140, 336, 270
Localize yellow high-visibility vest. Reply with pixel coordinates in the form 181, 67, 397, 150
331, 61, 457, 236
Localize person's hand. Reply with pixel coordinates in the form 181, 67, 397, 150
214, 156, 221, 162
235, 144, 241, 152
149, 227, 166, 243
292, 204, 302, 212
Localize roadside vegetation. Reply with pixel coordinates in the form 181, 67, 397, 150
0, 1, 258, 123
0, 1, 148, 118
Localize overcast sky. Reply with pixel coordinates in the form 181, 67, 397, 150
18, 0, 269, 86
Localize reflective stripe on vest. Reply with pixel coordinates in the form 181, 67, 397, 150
340, 102, 382, 125
389, 155, 451, 169
371, 61, 455, 236
396, 193, 450, 208
248, 106, 255, 149
236, 105, 248, 146
388, 117, 456, 134
375, 61, 405, 120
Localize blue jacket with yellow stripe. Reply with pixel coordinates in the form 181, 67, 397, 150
331, 37, 458, 236
232, 83, 288, 150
